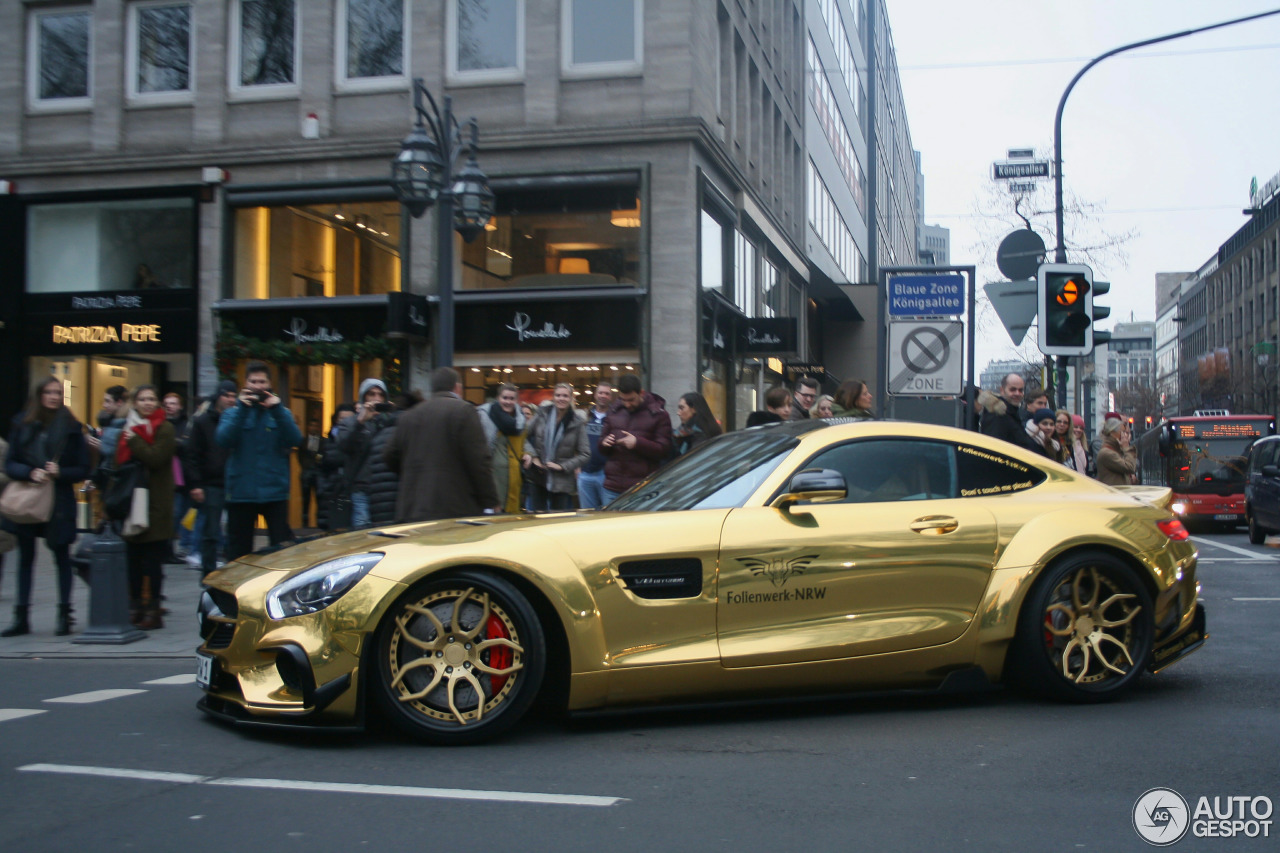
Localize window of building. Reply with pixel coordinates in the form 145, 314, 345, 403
458, 184, 640, 290
127, 2, 192, 102
701, 210, 726, 294
231, 201, 401, 299
734, 232, 759, 316
231, 0, 297, 93
27, 197, 196, 294
338, 0, 406, 88
27, 6, 92, 110
562, 0, 642, 78
448, 0, 522, 83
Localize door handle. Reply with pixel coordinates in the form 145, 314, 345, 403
909, 515, 959, 535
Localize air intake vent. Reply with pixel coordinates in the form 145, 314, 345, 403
617, 558, 703, 599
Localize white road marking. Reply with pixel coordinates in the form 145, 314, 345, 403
1197, 559, 1277, 564
18, 763, 626, 807
1191, 537, 1280, 560
43, 689, 147, 705
1232, 597, 1280, 602
142, 674, 197, 685
0, 709, 47, 723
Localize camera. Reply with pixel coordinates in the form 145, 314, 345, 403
373, 402, 394, 414
246, 388, 270, 405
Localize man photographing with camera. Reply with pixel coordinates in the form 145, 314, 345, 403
337, 378, 399, 529
215, 361, 302, 562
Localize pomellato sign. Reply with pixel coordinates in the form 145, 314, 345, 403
455, 297, 639, 352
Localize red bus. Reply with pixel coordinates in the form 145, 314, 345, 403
1136, 412, 1277, 529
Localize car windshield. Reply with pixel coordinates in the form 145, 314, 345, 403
607, 430, 800, 512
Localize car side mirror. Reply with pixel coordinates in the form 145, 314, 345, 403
1263, 464, 1280, 479
771, 468, 847, 510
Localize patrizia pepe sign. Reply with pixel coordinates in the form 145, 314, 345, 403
506, 312, 572, 343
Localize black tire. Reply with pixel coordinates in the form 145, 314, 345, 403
1247, 508, 1266, 545
372, 570, 546, 745
1010, 551, 1154, 703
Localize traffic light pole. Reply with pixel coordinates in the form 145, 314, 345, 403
1050, 8, 1280, 409
1052, 8, 1280, 264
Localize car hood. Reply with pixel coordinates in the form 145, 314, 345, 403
231, 512, 609, 571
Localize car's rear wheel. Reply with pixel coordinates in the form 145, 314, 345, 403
373, 570, 545, 745
1247, 507, 1266, 545
1012, 551, 1154, 703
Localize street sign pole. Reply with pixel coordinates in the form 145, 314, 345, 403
879, 265, 977, 427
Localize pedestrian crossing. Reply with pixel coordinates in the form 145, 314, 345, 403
1, 671, 193, 723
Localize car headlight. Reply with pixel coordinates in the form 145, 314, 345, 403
1170, 501, 1187, 515
265, 553, 383, 620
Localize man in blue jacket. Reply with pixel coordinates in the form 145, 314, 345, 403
216, 362, 302, 561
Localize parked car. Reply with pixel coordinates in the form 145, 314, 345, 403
1245, 434, 1280, 544
196, 419, 1205, 745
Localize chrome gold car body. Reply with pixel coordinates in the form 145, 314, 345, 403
196, 419, 1206, 741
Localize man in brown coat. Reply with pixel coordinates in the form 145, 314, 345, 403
384, 367, 501, 522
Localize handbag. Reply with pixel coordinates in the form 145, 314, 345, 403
102, 460, 143, 521
0, 478, 55, 525
122, 486, 150, 538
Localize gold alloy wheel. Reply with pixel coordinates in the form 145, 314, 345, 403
386, 586, 525, 725
1042, 566, 1142, 685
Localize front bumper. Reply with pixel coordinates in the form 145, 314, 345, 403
195, 565, 402, 728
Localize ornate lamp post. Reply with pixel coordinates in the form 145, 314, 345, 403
390, 78, 494, 368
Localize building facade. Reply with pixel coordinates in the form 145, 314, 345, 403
0, 1, 920, 483
1153, 271, 1189, 419
1179, 181, 1280, 418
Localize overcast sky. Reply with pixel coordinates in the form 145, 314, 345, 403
888, 0, 1280, 372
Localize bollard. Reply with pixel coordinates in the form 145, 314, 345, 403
73, 522, 146, 645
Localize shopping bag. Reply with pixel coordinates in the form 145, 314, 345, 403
122, 487, 150, 538
0, 479, 55, 525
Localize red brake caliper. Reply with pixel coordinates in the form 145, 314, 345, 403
485, 614, 513, 692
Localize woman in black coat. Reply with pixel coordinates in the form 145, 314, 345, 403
2, 376, 88, 637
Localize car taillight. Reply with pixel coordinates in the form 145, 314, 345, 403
1156, 518, 1190, 541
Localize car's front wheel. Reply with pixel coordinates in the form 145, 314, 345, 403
373, 571, 546, 745
1012, 551, 1154, 703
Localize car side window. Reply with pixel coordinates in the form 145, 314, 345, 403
802, 440, 956, 503
1254, 440, 1277, 471
955, 443, 1046, 497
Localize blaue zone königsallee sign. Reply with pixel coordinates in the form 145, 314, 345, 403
887, 273, 965, 317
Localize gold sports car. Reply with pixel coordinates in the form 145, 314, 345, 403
197, 419, 1206, 744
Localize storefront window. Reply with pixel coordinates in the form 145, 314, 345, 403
458, 185, 639, 290
29, 354, 191, 429
27, 197, 196, 293
461, 363, 636, 407
231, 201, 401, 299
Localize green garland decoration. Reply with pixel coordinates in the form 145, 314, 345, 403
216, 321, 400, 380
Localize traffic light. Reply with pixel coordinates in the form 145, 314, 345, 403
1037, 263, 1094, 356
1091, 279, 1111, 349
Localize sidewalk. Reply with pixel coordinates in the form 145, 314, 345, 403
0, 531, 298, 659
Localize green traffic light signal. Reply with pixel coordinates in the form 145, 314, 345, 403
1037, 262, 1095, 356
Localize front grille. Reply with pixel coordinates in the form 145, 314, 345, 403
205, 622, 235, 650
205, 587, 238, 618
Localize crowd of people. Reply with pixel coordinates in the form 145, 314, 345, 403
1, 363, 1138, 638
977, 371, 1138, 484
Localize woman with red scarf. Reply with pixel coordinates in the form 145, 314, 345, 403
117, 385, 175, 630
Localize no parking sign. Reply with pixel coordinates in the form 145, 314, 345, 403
888, 321, 963, 396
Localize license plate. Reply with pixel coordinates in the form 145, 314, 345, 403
1213, 514, 1238, 521
196, 652, 214, 690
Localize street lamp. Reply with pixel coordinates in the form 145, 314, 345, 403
391, 78, 494, 368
